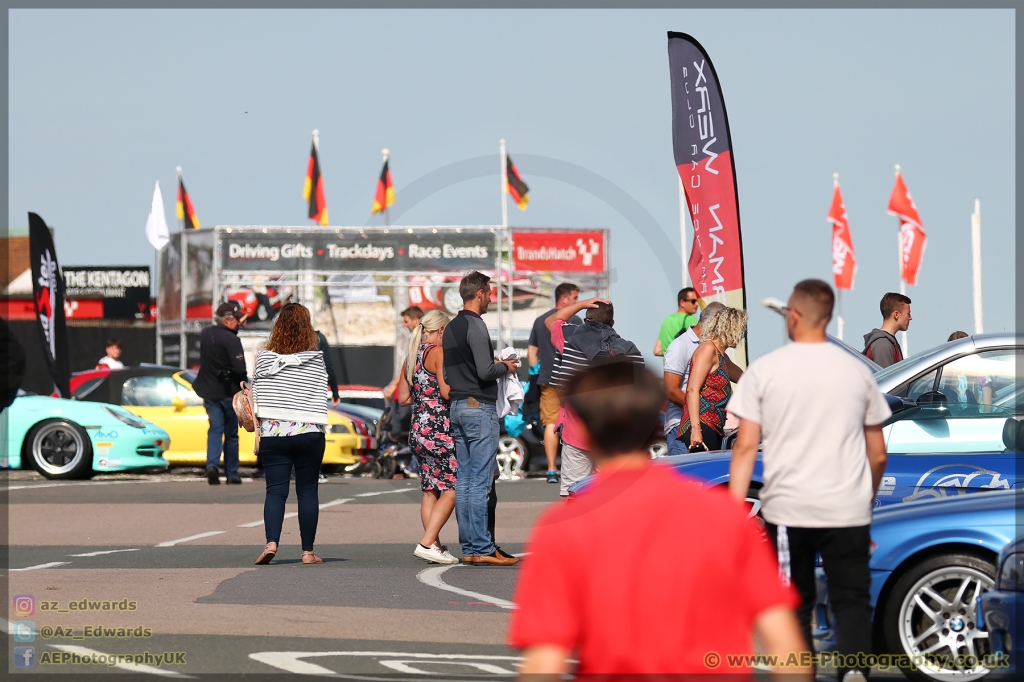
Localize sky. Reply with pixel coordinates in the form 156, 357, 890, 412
8, 8, 1016, 363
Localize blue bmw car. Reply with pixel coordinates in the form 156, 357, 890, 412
977, 536, 1024, 679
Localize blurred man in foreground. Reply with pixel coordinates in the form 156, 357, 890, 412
509, 362, 809, 679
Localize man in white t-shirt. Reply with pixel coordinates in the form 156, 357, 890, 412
728, 279, 890, 682
96, 338, 124, 370
662, 301, 724, 456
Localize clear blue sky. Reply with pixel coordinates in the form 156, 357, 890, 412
9, 9, 1015, 362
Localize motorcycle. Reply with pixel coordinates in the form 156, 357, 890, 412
374, 402, 417, 479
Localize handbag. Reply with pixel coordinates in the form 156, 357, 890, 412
688, 441, 709, 454
232, 381, 261, 455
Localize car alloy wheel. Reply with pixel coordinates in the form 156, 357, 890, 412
496, 436, 525, 480
890, 556, 995, 681
29, 419, 92, 479
648, 441, 668, 459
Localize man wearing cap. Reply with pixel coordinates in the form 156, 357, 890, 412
193, 301, 249, 485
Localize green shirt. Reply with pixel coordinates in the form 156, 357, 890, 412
658, 312, 698, 353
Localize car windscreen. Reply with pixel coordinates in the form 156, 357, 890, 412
873, 345, 950, 385
72, 376, 106, 400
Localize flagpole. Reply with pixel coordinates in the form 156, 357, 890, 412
498, 140, 508, 348
894, 164, 908, 355
177, 166, 187, 370
382, 148, 390, 228
971, 198, 983, 334
679, 177, 689, 288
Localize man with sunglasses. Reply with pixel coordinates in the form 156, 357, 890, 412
654, 288, 699, 357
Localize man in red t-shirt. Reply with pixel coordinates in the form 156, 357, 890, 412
508, 363, 810, 678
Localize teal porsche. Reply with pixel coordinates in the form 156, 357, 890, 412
1, 395, 170, 479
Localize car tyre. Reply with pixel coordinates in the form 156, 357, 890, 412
883, 552, 996, 682
496, 436, 526, 479
26, 419, 94, 480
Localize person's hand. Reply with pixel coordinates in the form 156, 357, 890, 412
499, 358, 518, 374
581, 297, 611, 309
331, 397, 341, 406
689, 429, 703, 448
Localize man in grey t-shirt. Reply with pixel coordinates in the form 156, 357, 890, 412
728, 279, 890, 682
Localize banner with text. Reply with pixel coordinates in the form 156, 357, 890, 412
220, 229, 495, 272
64, 267, 151, 319
668, 31, 747, 365
512, 231, 606, 272
29, 212, 71, 397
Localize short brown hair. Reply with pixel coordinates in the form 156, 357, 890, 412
948, 330, 969, 342
554, 282, 580, 303
459, 271, 491, 302
792, 279, 835, 325
265, 303, 319, 355
585, 301, 614, 325
565, 362, 661, 456
105, 337, 121, 349
677, 287, 697, 304
880, 292, 911, 319
400, 306, 424, 320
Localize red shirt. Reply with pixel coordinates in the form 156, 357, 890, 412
508, 463, 798, 675
549, 319, 590, 450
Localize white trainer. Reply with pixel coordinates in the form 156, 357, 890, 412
414, 543, 459, 564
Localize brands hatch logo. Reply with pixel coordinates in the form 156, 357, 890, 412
515, 238, 600, 266
228, 243, 313, 261
902, 464, 1010, 503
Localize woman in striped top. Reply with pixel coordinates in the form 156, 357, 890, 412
252, 303, 329, 566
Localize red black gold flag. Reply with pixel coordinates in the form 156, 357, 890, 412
371, 159, 395, 215
303, 140, 329, 225
176, 175, 200, 229
506, 154, 529, 211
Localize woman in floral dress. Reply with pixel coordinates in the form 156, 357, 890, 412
397, 309, 459, 564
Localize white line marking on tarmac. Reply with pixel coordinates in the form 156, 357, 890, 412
49, 644, 193, 678
68, 548, 141, 557
9, 561, 70, 571
250, 651, 523, 677
3, 478, 174, 492
353, 488, 416, 497
155, 531, 225, 547
238, 498, 352, 527
416, 565, 516, 609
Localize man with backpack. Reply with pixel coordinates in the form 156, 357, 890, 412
862, 292, 912, 368
547, 297, 645, 496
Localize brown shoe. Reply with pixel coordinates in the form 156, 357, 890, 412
473, 551, 519, 566
301, 551, 323, 565
462, 556, 477, 565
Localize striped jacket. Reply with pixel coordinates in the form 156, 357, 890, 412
550, 321, 645, 391
252, 350, 329, 424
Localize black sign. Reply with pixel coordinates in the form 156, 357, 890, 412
64, 267, 152, 319
29, 212, 70, 397
220, 229, 495, 272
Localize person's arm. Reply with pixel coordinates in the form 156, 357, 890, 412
685, 343, 715, 447
754, 606, 813, 680
664, 371, 685, 408
865, 423, 887, 495
227, 336, 248, 383
545, 297, 609, 331
396, 361, 413, 407
728, 418, 761, 502
653, 338, 664, 356
465, 319, 515, 380
723, 354, 744, 383
424, 346, 451, 400
518, 646, 571, 679
318, 334, 340, 405
527, 345, 539, 368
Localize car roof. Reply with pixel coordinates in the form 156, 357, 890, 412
74, 366, 185, 404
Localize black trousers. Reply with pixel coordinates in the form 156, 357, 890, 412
764, 523, 873, 679
261, 432, 326, 551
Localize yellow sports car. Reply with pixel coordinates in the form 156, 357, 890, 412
71, 367, 360, 467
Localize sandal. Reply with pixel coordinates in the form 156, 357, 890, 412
302, 551, 323, 565
254, 543, 277, 565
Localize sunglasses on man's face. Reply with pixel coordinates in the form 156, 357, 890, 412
683, 298, 698, 304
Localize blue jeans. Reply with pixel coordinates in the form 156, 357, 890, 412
261, 432, 325, 550
666, 426, 688, 457
204, 398, 239, 478
451, 399, 499, 557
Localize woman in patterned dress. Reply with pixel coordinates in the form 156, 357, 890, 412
396, 310, 459, 564
681, 307, 747, 452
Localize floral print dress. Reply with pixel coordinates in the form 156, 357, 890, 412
410, 343, 457, 492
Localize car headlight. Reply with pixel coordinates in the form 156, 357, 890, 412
329, 423, 353, 434
997, 552, 1024, 591
102, 405, 147, 429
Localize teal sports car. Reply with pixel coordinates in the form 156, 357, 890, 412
1, 395, 170, 479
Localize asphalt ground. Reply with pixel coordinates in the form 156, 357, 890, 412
3, 469, 901, 679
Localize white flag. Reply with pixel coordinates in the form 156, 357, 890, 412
145, 180, 170, 250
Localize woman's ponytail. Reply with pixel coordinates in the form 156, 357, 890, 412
405, 323, 424, 385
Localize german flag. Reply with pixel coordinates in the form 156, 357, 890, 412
176, 172, 200, 229
303, 137, 329, 225
371, 158, 395, 215
506, 154, 529, 211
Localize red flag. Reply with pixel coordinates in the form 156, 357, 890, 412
827, 179, 856, 290
887, 168, 927, 286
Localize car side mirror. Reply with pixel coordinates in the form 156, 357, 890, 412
916, 391, 948, 406
885, 394, 915, 414
171, 396, 187, 411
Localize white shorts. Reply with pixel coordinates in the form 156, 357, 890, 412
559, 442, 593, 497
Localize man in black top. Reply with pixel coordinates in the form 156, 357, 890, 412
442, 271, 518, 566
193, 301, 248, 485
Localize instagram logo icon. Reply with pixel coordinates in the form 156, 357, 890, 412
13, 594, 35, 617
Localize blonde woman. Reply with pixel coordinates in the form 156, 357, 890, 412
396, 309, 458, 564
680, 306, 747, 452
